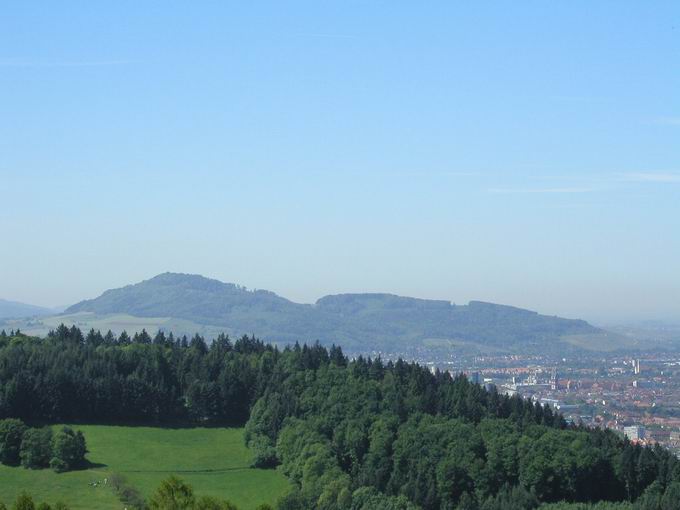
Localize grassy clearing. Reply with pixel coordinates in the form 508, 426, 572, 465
561, 332, 644, 352
421, 337, 506, 354
0, 426, 290, 510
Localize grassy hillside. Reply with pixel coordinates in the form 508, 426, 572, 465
2, 312, 638, 355
0, 426, 289, 510
561, 332, 644, 351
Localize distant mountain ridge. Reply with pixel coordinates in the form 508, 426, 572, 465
64, 273, 601, 353
0, 299, 54, 319
68, 273, 299, 323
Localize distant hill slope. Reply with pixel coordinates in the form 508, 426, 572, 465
68, 273, 301, 322
64, 273, 602, 353
0, 298, 53, 319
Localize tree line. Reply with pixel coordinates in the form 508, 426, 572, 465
0, 493, 70, 510
0, 476, 267, 510
1, 326, 680, 509
0, 419, 86, 472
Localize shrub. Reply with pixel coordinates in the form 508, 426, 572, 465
195, 496, 239, 510
109, 473, 145, 510
0, 418, 27, 466
149, 476, 195, 510
20, 428, 53, 469
50, 427, 87, 472
12, 492, 35, 510
249, 436, 278, 469
251, 444, 278, 468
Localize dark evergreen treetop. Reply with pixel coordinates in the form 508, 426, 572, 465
0, 326, 674, 510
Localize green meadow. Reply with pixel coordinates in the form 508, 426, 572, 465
0, 426, 290, 510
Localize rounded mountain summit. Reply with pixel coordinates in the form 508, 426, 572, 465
64, 273, 604, 353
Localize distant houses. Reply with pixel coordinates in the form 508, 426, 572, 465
624, 425, 646, 442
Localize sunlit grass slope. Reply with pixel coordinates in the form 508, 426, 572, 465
0, 426, 290, 510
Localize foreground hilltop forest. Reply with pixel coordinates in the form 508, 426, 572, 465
0, 326, 679, 510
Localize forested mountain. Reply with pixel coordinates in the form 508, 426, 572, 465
0, 326, 677, 510
65, 273, 600, 353
0, 298, 53, 319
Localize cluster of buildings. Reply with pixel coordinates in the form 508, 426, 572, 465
418, 353, 680, 454
363, 345, 680, 454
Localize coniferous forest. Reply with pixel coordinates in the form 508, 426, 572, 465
0, 326, 678, 510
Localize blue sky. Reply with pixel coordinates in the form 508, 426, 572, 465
1, 2, 679, 323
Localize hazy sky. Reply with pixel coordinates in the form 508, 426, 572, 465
1, 2, 679, 324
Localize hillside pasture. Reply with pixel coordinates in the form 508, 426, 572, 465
0, 425, 289, 510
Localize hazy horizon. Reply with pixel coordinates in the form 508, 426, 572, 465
1, 271, 677, 327
2, 2, 679, 324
